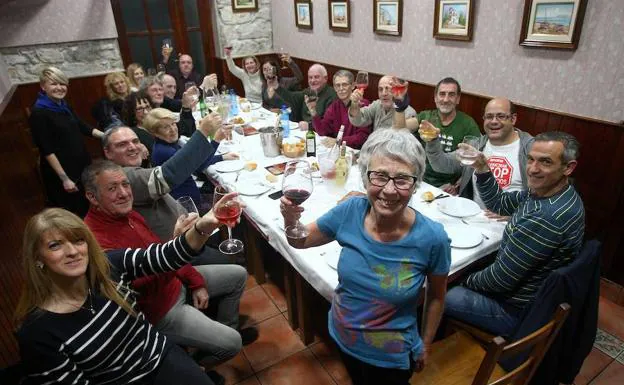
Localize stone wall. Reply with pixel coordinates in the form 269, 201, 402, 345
1, 39, 124, 84
214, 0, 273, 57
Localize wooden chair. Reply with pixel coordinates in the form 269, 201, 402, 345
410, 303, 571, 385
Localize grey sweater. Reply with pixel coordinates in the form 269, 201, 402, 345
425, 129, 534, 198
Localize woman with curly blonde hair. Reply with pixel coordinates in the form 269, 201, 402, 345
15, 205, 234, 384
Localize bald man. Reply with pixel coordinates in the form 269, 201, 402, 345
162, 74, 177, 99
349, 75, 418, 131
161, 51, 204, 99
421, 97, 534, 205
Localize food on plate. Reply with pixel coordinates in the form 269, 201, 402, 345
229, 116, 245, 125
421, 191, 435, 202
244, 161, 257, 171
282, 137, 305, 158
242, 125, 258, 136
265, 173, 278, 183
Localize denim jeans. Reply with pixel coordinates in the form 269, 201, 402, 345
155, 264, 247, 365
444, 286, 521, 337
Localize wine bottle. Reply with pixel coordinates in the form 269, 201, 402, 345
334, 141, 348, 187
329, 125, 345, 160
306, 123, 316, 157
199, 94, 207, 118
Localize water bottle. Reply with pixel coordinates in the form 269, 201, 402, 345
281, 104, 290, 138
229, 89, 239, 117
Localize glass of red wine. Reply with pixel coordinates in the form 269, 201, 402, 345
282, 160, 314, 240
213, 185, 244, 254
354, 71, 369, 106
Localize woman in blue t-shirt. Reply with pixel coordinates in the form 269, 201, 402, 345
281, 129, 451, 385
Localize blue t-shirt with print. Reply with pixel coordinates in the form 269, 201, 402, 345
317, 196, 451, 369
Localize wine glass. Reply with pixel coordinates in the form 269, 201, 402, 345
279, 47, 289, 69
457, 135, 481, 165
213, 185, 244, 254
177, 196, 199, 219
354, 72, 369, 106
282, 160, 314, 241
391, 77, 408, 99
185, 82, 199, 103
147, 68, 157, 77
306, 89, 318, 103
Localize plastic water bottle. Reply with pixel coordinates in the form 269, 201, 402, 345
281, 104, 290, 138
229, 89, 239, 117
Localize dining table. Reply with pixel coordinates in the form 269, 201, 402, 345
198, 104, 507, 343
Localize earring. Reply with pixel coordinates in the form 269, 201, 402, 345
36, 261, 44, 269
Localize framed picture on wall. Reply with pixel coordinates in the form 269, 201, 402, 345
295, 0, 313, 29
329, 1, 350, 32
433, 0, 475, 41
519, 0, 588, 50
231, 0, 258, 13
373, 0, 403, 36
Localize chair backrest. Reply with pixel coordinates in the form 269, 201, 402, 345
472, 303, 571, 385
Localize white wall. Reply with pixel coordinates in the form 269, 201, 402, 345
272, 0, 624, 123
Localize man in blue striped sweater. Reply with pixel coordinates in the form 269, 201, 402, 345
445, 131, 585, 336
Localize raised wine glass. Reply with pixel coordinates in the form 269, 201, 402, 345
391, 77, 408, 99
279, 47, 289, 69
457, 135, 481, 165
354, 71, 369, 106
213, 184, 244, 254
176, 196, 199, 219
185, 82, 199, 103
282, 160, 314, 241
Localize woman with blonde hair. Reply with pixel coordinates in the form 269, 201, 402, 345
91, 72, 130, 130
29, 66, 104, 217
126, 62, 145, 91
15, 203, 236, 384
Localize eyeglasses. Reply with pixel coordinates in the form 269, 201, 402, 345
367, 171, 417, 190
136, 106, 151, 112
483, 113, 514, 121
334, 83, 352, 89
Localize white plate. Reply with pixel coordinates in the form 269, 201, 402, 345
212, 159, 244, 173
444, 225, 483, 249
250, 102, 262, 110
325, 253, 339, 270
236, 181, 273, 196
438, 197, 481, 217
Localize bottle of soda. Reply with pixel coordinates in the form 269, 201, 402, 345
306, 122, 316, 157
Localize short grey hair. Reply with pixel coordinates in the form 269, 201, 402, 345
358, 128, 426, 190
534, 131, 580, 163
81, 160, 124, 198
101, 126, 133, 149
309, 64, 327, 77
333, 70, 354, 84
139, 76, 163, 92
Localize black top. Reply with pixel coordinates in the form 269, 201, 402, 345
91, 98, 124, 130
167, 68, 203, 99
17, 235, 201, 384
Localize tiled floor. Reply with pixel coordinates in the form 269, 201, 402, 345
211, 274, 624, 385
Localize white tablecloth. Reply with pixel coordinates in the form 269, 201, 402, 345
204, 108, 506, 301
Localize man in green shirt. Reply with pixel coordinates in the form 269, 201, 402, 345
418, 77, 480, 192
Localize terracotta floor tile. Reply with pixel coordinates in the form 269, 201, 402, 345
239, 286, 281, 328
245, 274, 259, 291
574, 348, 614, 385
235, 375, 261, 385
262, 281, 288, 312
213, 351, 254, 385
310, 341, 352, 385
600, 280, 623, 305
256, 349, 336, 385
589, 361, 624, 384
594, 329, 624, 359
598, 298, 624, 341
243, 314, 306, 372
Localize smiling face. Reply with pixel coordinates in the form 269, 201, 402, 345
333, 75, 353, 101
147, 83, 164, 106
153, 118, 178, 144
377, 76, 394, 110
262, 62, 277, 80
38, 230, 89, 280
179, 54, 193, 76
483, 98, 517, 145
134, 99, 152, 125
104, 127, 143, 167
133, 68, 145, 84
86, 169, 134, 218
366, 155, 416, 219
308, 66, 327, 92
434, 82, 460, 115
162, 75, 177, 99
41, 79, 68, 102
526, 140, 576, 197
244, 57, 258, 74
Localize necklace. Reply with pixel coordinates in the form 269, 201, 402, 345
54, 288, 96, 315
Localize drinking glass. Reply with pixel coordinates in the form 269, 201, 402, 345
162, 38, 172, 50
156, 63, 166, 74
213, 185, 244, 254
391, 77, 408, 99
279, 47, 289, 69
282, 161, 314, 240
457, 135, 481, 165
185, 82, 199, 102
355, 71, 369, 92
177, 196, 199, 219
147, 68, 157, 77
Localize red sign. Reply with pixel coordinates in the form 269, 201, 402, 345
487, 156, 513, 189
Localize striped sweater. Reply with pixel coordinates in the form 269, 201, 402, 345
17, 236, 200, 384
465, 172, 585, 308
